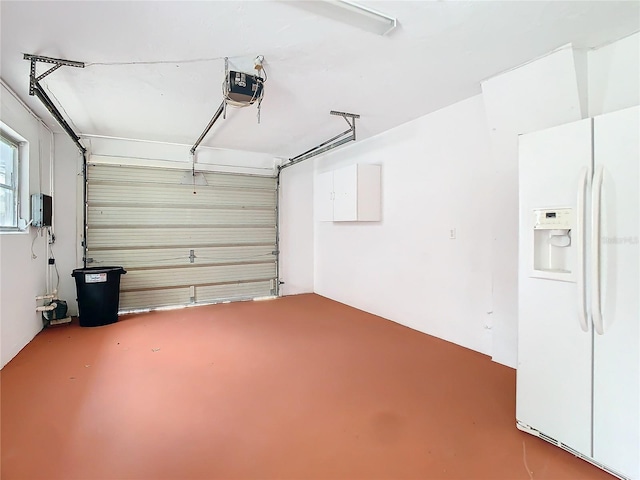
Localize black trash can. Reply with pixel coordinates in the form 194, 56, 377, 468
72, 266, 127, 327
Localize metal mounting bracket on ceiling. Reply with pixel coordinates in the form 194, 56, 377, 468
24, 54, 86, 154
279, 111, 360, 171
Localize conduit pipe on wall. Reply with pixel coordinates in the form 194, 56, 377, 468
35, 293, 57, 301
36, 303, 57, 312
48, 130, 56, 291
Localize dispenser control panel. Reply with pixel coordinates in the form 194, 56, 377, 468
533, 208, 572, 230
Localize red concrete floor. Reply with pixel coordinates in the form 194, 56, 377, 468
1, 294, 611, 480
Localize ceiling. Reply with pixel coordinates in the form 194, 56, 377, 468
1, 1, 639, 159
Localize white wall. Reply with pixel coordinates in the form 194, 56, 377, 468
53, 133, 82, 315
279, 34, 640, 369
480, 46, 585, 367
278, 160, 314, 295
304, 47, 587, 363
280, 47, 590, 366
588, 32, 640, 117
313, 95, 494, 355
1, 82, 54, 368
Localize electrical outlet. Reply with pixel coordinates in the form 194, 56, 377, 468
449, 228, 456, 240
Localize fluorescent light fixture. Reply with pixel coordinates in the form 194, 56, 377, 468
288, 0, 397, 36
329, 1, 397, 35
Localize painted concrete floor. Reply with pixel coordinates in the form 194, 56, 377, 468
1, 294, 611, 480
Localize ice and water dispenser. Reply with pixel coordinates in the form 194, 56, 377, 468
531, 207, 574, 282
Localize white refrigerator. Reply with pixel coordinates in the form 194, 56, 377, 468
516, 105, 639, 480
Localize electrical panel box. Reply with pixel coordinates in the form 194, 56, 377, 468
31, 193, 52, 227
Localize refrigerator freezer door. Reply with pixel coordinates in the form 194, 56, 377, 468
517, 118, 593, 455
592, 105, 639, 479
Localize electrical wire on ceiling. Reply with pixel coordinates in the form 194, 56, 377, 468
85, 52, 269, 125
84, 54, 248, 67
40, 80, 84, 137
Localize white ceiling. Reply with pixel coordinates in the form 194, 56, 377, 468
1, 1, 639, 159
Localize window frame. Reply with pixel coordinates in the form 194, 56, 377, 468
0, 134, 20, 229
0, 125, 27, 233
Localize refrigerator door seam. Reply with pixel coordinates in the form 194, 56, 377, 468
591, 165, 605, 335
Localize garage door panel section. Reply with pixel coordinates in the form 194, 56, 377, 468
89, 164, 275, 189
88, 245, 275, 269
119, 281, 274, 311
86, 163, 277, 311
87, 206, 275, 227
88, 183, 276, 208
122, 263, 276, 290
87, 227, 275, 249
196, 281, 274, 302
120, 288, 191, 311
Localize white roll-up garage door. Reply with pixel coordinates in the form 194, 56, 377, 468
86, 163, 277, 311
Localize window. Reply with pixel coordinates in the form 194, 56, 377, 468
0, 135, 19, 229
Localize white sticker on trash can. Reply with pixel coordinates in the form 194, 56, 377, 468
85, 273, 107, 283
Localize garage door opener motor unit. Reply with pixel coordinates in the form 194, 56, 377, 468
190, 55, 266, 157
222, 56, 265, 119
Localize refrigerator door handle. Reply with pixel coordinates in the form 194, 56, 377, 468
591, 165, 605, 335
576, 166, 589, 332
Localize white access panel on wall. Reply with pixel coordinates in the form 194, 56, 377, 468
315, 170, 334, 221
333, 164, 359, 221
315, 164, 381, 222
